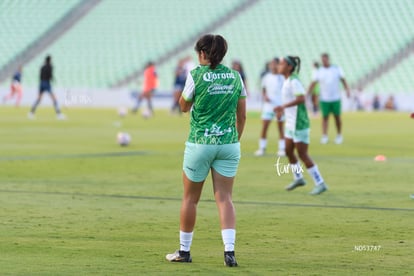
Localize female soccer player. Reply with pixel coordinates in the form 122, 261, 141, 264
3, 67, 23, 107
254, 58, 285, 156
131, 61, 158, 116
170, 58, 187, 114
28, 55, 65, 120
166, 34, 246, 267
274, 56, 328, 195
231, 59, 248, 94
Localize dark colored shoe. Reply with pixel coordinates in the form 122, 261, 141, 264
224, 251, 238, 267
166, 250, 192, 263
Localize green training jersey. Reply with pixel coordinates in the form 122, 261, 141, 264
182, 64, 247, 145
281, 74, 310, 131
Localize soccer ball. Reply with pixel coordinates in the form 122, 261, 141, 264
117, 132, 131, 146
118, 107, 127, 117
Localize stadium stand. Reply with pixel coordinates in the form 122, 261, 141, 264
9, 0, 241, 88
0, 0, 82, 67
0, 0, 413, 96
365, 53, 414, 93
216, 0, 414, 90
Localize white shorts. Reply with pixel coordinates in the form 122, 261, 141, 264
261, 102, 284, 122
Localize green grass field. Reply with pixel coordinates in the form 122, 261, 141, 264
0, 107, 413, 275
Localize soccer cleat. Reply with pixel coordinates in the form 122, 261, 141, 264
335, 135, 343, 144
166, 250, 192, 263
277, 149, 286, 157
224, 251, 238, 267
320, 136, 329, 144
310, 183, 328, 195
57, 113, 66, 120
254, 148, 265, 156
285, 178, 306, 191
27, 112, 35, 120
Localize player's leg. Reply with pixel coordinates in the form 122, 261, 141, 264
166, 173, 204, 263
312, 94, 319, 115
180, 172, 205, 235
211, 169, 238, 267
333, 100, 343, 144
50, 93, 61, 114
50, 92, 65, 119
285, 133, 306, 191
4, 84, 16, 103
276, 116, 285, 156
211, 143, 240, 267
294, 130, 327, 195
334, 114, 342, 143
146, 91, 154, 114
255, 103, 274, 156
295, 142, 314, 168
255, 119, 270, 156
131, 92, 145, 113
212, 170, 235, 235
29, 92, 44, 117
167, 143, 212, 263
285, 136, 296, 163
15, 84, 22, 107
320, 101, 330, 144
180, 173, 205, 232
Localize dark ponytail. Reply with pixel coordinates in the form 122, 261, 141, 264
285, 56, 301, 74
195, 34, 228, 69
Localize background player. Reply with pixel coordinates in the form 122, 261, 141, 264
131, 61, 158, 116
28, 55, 65, 119
171, 58, 187, 114
231, 59, 249, 95
275, 56, 328, 195
255, 58, 285, 156
3, 66, 23, 107
307, 53, 350, 144
309, 61, 320, 116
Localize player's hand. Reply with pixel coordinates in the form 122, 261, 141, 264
274, 106, 284, 119
274, 106, 284, 113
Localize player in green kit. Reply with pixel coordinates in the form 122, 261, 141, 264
274, 56, 328, 195
166, 34, 246, 267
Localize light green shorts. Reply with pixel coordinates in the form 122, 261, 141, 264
285, 128, 310, 144
183, 142, 241, 182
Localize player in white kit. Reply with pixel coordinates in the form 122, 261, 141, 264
255, 58, 285, 156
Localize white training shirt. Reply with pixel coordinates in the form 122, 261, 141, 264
261, 72, 284, 106
282, 76, 308, 131
313, 65, 344, 102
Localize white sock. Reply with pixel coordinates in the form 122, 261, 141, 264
221, 229, 236, 252
307, 165, 324, 185
179, 231, 193, 252
259, 138, 267, 150
278, 139, 285, 150
292, 162, 304, 180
